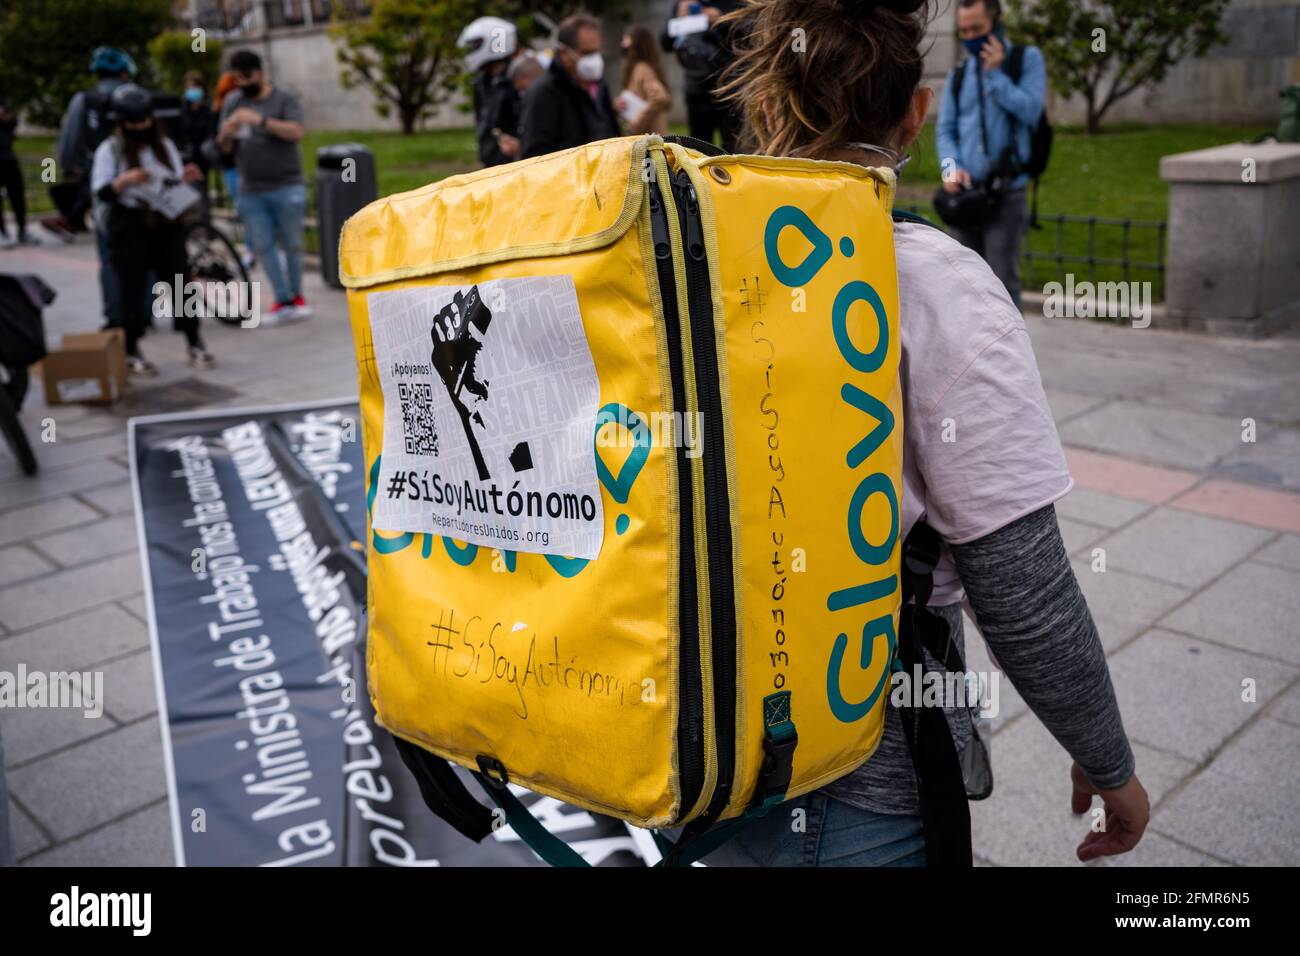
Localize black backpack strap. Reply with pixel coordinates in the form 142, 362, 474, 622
1005, 43, 1025, 84
392, 736, 497, 843
662, 134, 726, 157
892, 209, 939, 229
398, 737, 598, 866
897, 520, 974, 867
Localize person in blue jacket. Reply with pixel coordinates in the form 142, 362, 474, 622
936, 0, 1044, 309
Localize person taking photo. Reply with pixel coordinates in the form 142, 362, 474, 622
935, 0, 1045, 310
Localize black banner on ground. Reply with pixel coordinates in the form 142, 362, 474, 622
129, 399, 654, 867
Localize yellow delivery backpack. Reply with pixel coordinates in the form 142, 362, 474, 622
341, 135, 915, 865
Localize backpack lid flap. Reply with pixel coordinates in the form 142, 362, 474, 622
339, 135, 650, 289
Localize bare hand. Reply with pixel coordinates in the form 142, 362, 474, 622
703, 5, 722, 22
181, 162, 204, 184
942, 167, 972, 194
980, 33, 1006, 72
228, 107, 262, 126
1071, 763, 1150, 861
113, 167, 151, 192
496, 132, 519, 159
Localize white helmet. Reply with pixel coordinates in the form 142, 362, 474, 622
458, 16, 518, 73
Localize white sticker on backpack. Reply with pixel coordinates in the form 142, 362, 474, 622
368, 275, 605, 560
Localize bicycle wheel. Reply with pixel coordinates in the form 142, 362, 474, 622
0, 379, 37, 476
185, 221, 253, 326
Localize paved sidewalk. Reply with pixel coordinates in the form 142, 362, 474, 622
1, 236, 1297, 866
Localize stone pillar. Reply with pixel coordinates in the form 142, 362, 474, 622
1160, 141, 1300, 336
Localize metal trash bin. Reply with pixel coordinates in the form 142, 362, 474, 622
315, 144, 378, 289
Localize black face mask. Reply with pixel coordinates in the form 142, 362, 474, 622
240, 81, 262, 99
124, 125, 154, 142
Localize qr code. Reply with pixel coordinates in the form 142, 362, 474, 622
398, 382, 439, 455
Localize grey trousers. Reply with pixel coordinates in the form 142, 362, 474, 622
950, 185, 1028, 311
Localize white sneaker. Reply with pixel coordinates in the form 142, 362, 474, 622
127, 355, 159, 377
187, 346, 217, 370
262, 301, 308, 326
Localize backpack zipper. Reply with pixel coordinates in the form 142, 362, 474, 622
671, 166, 737, 824
648, 173, 706, 818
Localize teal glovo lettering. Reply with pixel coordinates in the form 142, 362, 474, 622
832, 280, 889, 375
367, 455, 414, 554
798, 240, 898, 724
847, 471, 899, 567
594, 402, 650, 504
827, 614, 896, 723
764, 205, 833, 288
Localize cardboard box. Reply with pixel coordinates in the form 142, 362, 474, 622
40, 329, 128, 406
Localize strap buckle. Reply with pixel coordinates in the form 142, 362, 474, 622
904, 520, 942, 577
476, 754, 510, 791
752, 730, 798, 807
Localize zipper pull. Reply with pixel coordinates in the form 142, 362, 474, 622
674, 170, 706, 262
649, 186, 671, 261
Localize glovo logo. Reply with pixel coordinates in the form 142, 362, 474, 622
763, 205, 899, 724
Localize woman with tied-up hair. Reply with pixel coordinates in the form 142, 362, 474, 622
699, 0, 1148, 867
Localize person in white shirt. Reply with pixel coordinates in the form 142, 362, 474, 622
90, 83, 214, 375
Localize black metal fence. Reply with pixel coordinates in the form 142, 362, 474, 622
897, 205, 1168, 300
1022, 213, 1166, 299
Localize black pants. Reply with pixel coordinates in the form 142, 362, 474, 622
106, 206, 200, 356
0, 157, 25, 235
686, 89, 743, 153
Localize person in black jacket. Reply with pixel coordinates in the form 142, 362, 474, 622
173, 71, 215, 215
661, 1, 743, 151
518, 15, 620, 160
0, 99, 28, 245
459, 16, 525, 167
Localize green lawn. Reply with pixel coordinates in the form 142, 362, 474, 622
898, 122, 1270, 299
13, 121, 1269, 298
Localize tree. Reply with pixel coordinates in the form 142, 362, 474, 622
330, 0, 468, 135
148, 30, 226, 93
0, 0, 174, 128
1007, 0, 1230, 134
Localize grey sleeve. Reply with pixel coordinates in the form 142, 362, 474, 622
283, 91, 304, 124
948, 503, 1136, 790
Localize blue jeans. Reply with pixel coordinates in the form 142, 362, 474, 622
699, 792, 927, 867
237, 182, 306, 305
95, 225, 121, 326
222, 167, 240, 205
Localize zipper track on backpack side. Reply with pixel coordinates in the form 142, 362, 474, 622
647, 150, 713, 821
670, 161, 739, 827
